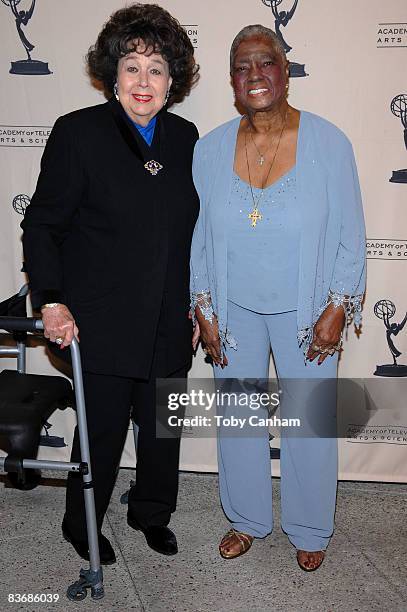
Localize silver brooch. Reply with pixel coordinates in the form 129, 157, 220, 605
144, 160, 163, 176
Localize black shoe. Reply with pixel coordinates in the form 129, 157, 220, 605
127, 514, 178, 555
62, 518, 116, 565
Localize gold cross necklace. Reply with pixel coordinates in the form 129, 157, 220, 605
244, 110, 288, 228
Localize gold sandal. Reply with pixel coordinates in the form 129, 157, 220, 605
219, 528, 254, 559
296, 549, 325, 572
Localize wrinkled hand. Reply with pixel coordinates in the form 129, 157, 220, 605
307, 302, 345, 365
41, 304, 79, 349
195, 308, 228, 368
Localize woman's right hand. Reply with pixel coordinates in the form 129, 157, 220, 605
41, 304, 79, 349
195, 308, 228, 368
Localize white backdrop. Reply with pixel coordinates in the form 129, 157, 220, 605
1, 1, 406, 481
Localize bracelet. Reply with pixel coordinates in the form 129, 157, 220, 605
41, 303, 60, 309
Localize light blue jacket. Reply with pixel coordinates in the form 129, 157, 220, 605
190, 111, 366, 352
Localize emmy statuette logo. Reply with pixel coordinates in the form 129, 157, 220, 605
373, 300, 407, 377
2, 0, 52, 75
389, 94, 407, 184
261, 0, 307, 78
12, 193, 31, 215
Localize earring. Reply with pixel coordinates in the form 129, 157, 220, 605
164, 88, 170, 105
113, 83, 119, 101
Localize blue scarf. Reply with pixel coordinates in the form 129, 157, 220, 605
128, 115, 157, 146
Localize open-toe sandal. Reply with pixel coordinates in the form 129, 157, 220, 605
219, 528, 254, 559
296, 549, 325, 572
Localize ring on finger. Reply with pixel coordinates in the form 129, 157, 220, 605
55, 337, 64, 345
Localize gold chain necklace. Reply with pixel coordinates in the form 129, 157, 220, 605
249, 131, 269, 166
244, 110, 288, 228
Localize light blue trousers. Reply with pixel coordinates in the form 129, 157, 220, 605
214, 302, 338, 552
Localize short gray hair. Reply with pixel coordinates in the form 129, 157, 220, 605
230, 24, 286, 73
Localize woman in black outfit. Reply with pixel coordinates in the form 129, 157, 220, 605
21, 3, 199, 564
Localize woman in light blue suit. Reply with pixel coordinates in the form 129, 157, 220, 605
190, 25, 366, 571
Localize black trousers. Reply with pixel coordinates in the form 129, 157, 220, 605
64, 339, 186, 539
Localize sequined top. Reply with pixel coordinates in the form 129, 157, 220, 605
227, 167, 299, 313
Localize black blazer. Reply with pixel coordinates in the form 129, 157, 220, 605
21, 98, 199, 378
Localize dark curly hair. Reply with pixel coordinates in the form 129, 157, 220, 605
87, 3, 199, 107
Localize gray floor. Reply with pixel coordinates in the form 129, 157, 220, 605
1, 471, 406, 612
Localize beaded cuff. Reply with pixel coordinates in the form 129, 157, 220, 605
190, 290, 215, 325
326, 290, 363, 328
